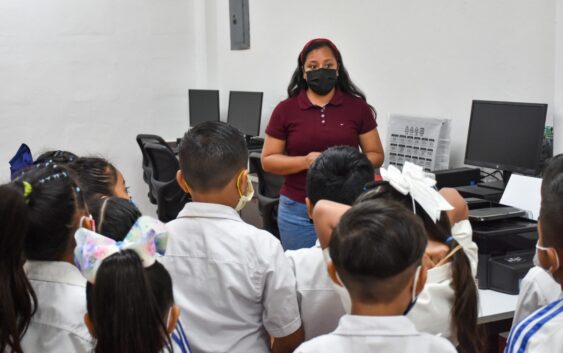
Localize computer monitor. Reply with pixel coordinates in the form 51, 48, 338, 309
188, 89, 220, 127
227, 91, 263, 137
464, 100, 547, 183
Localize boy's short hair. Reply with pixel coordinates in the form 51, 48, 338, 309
178, 121, 248, 192
306, 146, 374, 205
540, 154, 563, 248
330, 199, 427, 303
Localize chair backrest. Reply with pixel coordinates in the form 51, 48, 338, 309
144, 143, 179, 182
136, 134, 172, 168
144, 142, 189, 222
248, 152, 284, 198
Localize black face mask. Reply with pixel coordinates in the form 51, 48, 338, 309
306, 68, 337, 96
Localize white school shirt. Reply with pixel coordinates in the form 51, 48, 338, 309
505, 297, 563, 353
407, 219, 478, 344
161, 202, 302, 353
21, 261, 93, 353
285, 241, 346, 340
294, 314, 457, 353
513, 266, 563, 325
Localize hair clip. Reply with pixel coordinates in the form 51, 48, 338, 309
23, 181, 33, 203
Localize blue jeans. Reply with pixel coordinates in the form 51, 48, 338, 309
278, 195, 317, 250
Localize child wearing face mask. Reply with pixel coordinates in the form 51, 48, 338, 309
74, 215, 187, 353
295, 199, 456, 353
505, 154, 563, 353
159, 121, 304, 353
312, 162, 482, 353
86, 196, 192, 352
285, 145, 375, 340
14, 163, 94, 353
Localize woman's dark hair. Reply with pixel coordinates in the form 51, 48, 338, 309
88, 197, 142, 241
287, 39, 371, 108
356, 181, 482, 353
0, 183, 37, 353
86, 251, 173, 353
15, 163, 87, 261
330, 199, 427, 303
68, 157, 120, 200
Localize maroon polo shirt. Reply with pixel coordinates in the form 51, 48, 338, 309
265, 88, 377, 203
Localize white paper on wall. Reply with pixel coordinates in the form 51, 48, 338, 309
385, 114, 451, 171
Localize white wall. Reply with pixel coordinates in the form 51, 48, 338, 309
206, 0, 556, 166
555, 0, 563, 154
0, 0, 197, 214
1, 1, 559, 216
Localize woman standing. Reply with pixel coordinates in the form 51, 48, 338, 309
262, 38, 384, 250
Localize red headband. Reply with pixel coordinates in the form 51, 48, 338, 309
299, 38, 340, 65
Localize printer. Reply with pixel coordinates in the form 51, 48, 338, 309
467, 200, 537, 294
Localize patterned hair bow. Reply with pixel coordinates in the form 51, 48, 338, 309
380, 162, 453, 223
74, 216, 169, 283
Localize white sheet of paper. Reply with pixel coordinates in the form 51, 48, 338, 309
500, 174, 542, 220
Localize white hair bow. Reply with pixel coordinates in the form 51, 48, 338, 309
380, 162, 453, 222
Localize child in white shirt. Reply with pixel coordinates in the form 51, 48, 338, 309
285, 146, 375, 340
295, 198, 456, 353
311, 162, 481, 352
16, 163, 94, 353
161, 121, 303, 353
505, 154, 563, 353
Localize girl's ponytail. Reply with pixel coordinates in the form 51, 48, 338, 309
449, 238, 482, 353
0, 183, 37, 353
87, 250, 172, 353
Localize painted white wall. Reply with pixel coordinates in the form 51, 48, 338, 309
206, 0, 555, 167
1, 0, 559, 216
0, 0, 197, 214
555, 0, 563, 154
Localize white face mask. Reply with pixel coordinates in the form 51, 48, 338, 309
404, 266, 421, 315
322, 248, 352, 314
235, 171, 254, 212
536, 242, 561, 282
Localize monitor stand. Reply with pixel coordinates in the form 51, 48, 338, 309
478, 170, 512, 191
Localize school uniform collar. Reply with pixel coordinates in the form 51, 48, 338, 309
25, 260, 86, 287
297, 88, 345, 110
176, 201, 242, 222
334, 314, 419, 337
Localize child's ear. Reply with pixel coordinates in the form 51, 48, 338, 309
238, 169, 249, 194
415, 265, 428, 296
327, 261, 344, 287
167, 304, 181, 335
81, 214, 95, 231
176, 170, 192, 194
305, 197, 314, 220
84, 313, 96, 338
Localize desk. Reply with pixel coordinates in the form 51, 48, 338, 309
478, 289, 518, 324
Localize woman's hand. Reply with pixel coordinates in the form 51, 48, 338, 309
305, 152, 321, 168
261, 135, 321, 175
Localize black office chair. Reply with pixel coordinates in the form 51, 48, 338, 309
144, 143, 191, 222
248, 152, 284, 238
136, 134, 173, 204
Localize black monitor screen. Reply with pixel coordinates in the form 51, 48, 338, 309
464, 100, 547, 175
227, 91, 263, 136
188, 89, 220, 127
